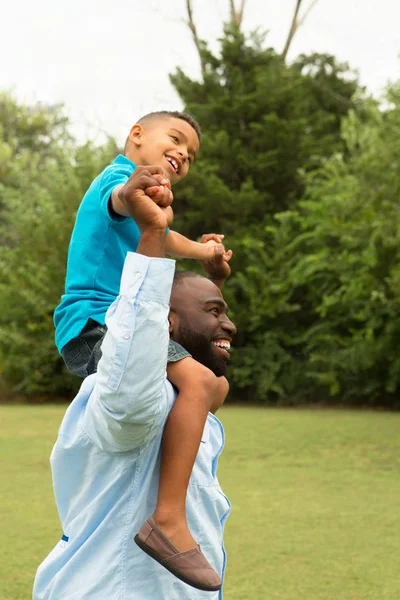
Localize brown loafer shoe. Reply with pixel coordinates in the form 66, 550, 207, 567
134, 518, 221, 592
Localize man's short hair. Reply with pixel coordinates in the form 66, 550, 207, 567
138, 111, 201, 141
173, 270, 205, 289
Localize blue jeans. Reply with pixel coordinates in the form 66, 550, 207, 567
61, 318, 190, 378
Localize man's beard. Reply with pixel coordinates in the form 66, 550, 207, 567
175, 323, 228, 377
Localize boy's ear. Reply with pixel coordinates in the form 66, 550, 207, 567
128, 124, 143, 147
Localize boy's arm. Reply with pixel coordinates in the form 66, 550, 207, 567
165, 230, 212, 259
167, 359, 229, 414
166, 231, 232, 290
110, 184, 128, 216
166, 229, 232, 261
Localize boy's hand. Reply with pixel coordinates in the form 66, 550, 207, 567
200, 234, 232, 288
118, 166, 174, 231
199, 234, 232, 260
145, 174, 173, 208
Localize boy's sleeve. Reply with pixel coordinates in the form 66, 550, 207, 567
97, 163, 170, 233
98, 164, 132, 222
82, 252, 176, 452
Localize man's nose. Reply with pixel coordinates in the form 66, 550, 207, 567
221, 315, 237, 337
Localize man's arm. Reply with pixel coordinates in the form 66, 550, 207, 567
83, 167, 175, 451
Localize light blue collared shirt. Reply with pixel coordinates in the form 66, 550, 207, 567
33, 253, 231, 600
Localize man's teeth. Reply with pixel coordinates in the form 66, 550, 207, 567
213, 340, 231, 350
166, 157, 179, 172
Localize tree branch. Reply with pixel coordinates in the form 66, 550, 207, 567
229, 0, 247, 28
282, 0, 320, 61
297, 0, 319, 28
185, 0, 206, 78
282, 0, 303, 61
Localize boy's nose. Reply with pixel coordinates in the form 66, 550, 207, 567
178, 148, 189, 161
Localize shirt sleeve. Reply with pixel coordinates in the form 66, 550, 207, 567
82, 252, 176, 452
98, 164, 132, 222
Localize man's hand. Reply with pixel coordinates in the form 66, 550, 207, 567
198, 233, 232, 261
118, 166, 174, 232
200, 234, 232, 289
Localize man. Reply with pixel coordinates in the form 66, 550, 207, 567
33, 166, 237, 599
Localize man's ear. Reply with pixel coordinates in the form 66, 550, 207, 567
128, 124, 143, 147
168, 311, 179, 338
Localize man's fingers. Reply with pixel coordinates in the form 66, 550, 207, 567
129, 173, 164, 191
125, 168, 169, 194
134, 165, 167, 179
212, 244, 233, 262
153, 173, 171, 188
224, 250, 233, 261
213, 244, 224, 259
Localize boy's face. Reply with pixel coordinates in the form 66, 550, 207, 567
126, 117, 200, 185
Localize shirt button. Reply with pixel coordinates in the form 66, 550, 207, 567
123, 333, 130, 340
134, 272, 141, 279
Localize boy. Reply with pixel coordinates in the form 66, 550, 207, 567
54, 111, 231, 591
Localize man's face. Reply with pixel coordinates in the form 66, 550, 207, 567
128, 117, 200, 185
169, 277, 237, 377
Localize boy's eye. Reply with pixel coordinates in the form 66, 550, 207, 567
171, 135, 179, 143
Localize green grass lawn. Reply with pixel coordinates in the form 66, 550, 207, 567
1, 405, 399, 600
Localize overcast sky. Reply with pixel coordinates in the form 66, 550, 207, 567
2, 0, 400, 143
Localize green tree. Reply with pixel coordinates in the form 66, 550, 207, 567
170, 25, 372, 404
0, 93, 116, 394
170, 26, 361, 239
227, 89, 400, 406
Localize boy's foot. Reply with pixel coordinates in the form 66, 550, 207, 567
151, 513, 197, 552
134, 517, 222, 592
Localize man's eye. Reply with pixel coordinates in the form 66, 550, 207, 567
210, 307, 219, 315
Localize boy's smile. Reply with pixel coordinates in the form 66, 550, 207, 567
127, 116, 200, 185
165, 154, 181, 176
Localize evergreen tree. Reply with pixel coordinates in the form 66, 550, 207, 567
170, 26, 360, 239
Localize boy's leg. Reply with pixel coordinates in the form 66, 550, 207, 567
152, 342, 220, 552
61, 319, 107, 378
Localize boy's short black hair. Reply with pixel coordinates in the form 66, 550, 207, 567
137, 110, 201, 141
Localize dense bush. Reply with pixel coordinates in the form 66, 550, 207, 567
0, 94, 116, 394
226, 93, 400, 406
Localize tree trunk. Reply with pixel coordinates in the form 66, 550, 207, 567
185, 0, 207, 78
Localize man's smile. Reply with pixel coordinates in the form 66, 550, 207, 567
212, 338, 231, 360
